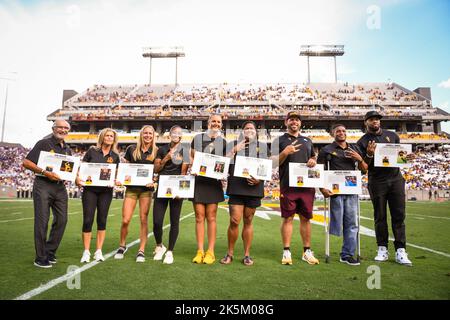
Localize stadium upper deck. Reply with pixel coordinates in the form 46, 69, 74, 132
47, 82, 450, 145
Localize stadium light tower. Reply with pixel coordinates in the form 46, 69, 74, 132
142, 46, 185, 86
299, 45, 345, 84
0, 72, 18, 143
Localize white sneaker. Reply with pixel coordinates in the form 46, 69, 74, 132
374, 246, 389, 262
80, 250, 91, 263
163, 251, 174, 264
302, 249, 320, 265
94, 249, 105, 262
395, 248, 412, 266
153, 244, 167, 261
281, 250, 292, 265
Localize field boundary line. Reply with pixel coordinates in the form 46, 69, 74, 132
14, 211, 195, 300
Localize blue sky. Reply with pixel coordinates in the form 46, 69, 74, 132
0, 0, 449, 146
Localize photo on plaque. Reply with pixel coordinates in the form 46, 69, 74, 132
99, 168, 112, 181
397, 150, 408, 164
165, 188, 172, 197
344, 176, 357, 187
308, 169, 321, 179
332, 183, 340, 193
297, 176, 304, 186
179, 180, 190, 190
45, 165, 54, 172
214, 161, 225, 174
60, 160, 74, 173
85, 176, 93, 185
257, 163, 267, 177
124, 175, 132, 184
137, 168, 149, 177
382, 156, 390, 166
199, 165, 207, 175
242, 168, 250, 177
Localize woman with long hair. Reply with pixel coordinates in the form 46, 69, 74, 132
190, 114, 227, 264
77, 128, 120, 263
221, 121, 269, 266
152, 125, 189, 264
114, 125, 158, 262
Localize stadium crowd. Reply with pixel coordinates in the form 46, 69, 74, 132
68, 83, 426, 106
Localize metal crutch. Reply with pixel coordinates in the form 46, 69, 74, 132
324, 195, 330, 263
324, 156, 331, 263
356, 194, 361, 263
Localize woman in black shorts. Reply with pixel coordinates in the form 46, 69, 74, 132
114, 125, 158, 263
76, 128, 120, 263
220, 121, 269, 266
190, 114, 227, 264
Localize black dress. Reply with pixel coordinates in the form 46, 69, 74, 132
190, 133, 227, 204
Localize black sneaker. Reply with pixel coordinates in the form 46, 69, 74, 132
34, 260, 52, 268
136, 251, 145, 263
48, 255, 57, 264
114, 246, 127, 259
339, 256, 360, 266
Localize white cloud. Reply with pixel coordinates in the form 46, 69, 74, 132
438, 78, 450, 89
0, 0, 367, 147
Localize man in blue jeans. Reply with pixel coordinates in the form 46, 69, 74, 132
318, 124, 367, 266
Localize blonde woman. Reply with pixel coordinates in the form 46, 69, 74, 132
76, 128, 120, 263
114, 125, 158, 262
190, 114, 227, 264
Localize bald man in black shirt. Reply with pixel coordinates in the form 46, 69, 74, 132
23, 120, 72, 268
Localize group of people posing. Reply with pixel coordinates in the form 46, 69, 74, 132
23, 110, 413, 268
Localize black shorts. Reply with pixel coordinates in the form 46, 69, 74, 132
228, 195, 261, 208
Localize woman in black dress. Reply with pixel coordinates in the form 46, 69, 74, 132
190, 114, 227, 264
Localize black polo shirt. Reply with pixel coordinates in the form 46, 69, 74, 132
83, 146, 120, 164
124, 145, 156, 190
82, 146, 120, 191
190, 132, 227, 157
156, 143, 189, 175
357, 129, 401, 180
317, 141, 361, 170
124, 145, 156, 164
271, 133, 315, 189
26, 135, 72, 182
227, 139, 270, 197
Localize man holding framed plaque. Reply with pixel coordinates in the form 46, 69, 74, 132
356, 111, 413, 266
23, 120, 73, 268
318, 124, 366, 266
271, 111, 320, 266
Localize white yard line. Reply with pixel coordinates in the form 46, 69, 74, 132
0, 207, 121, 223
261, 209, 450, 259
14, 211, 195, 300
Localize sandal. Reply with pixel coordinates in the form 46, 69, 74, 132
220, 254, 233, 265
243, 256, 254, 266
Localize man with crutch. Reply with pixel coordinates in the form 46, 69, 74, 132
318, 124, 367, 266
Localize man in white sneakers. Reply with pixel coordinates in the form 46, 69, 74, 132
357, 111, 413, 266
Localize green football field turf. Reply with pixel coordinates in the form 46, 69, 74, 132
0, 199, 449, 300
